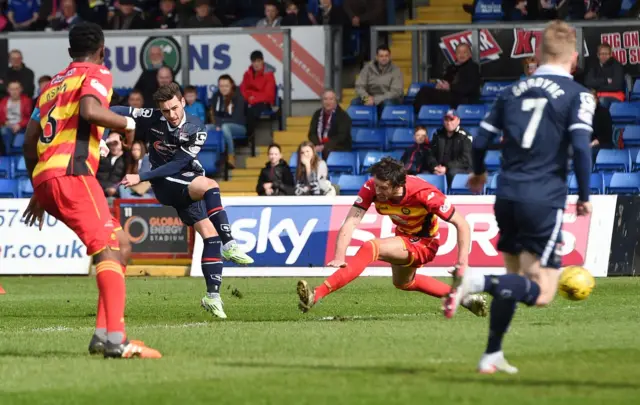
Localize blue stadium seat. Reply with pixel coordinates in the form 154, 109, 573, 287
352, 128, 385, 150
337, 175, 369, 195
18, 178, 33, 198
14, 156, 27, 178
456, 104, 486, 126
288, 152, 298, 173
0, 179, 18, 198
465, 126, 479, 140
198, 151, 218, 175
484, 150, 501, 172
387, 127, 415, 150
621, 125, 640, 147
405, 82, 429, 104
594, 149, 630, 172
609, 102, 639, 124
113, 87, 133, 98
0, 157, 12, 179
449, 174, 476, 195
568, 173, 605, 195
327, 151, 357, 174
417, 105, 449, 126
347, 105, 377, 127
480, 82, 512, 103
486, 173, 499, 195
633, 150, 640, 171
11, 132, 25, 154
631, 78, 640, 101
417, 174, 447, 194
203, 129, 223, 152
388, 150, 404, 161
380, 105, 414, 127
607, 172, 640, 194
360, 151, 387, 173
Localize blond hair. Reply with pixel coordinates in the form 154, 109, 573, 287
539, 20, 576, 65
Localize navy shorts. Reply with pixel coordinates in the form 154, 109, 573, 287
151, 172, 207, 226
494, 198, 564, 269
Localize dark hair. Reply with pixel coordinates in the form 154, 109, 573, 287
295, 141, 320, 182
38, 75, 52, 84
250, 50, 264, 62
598, 43, 612, 52
265, 0, 278, 7
184, 85, 197, 93
268, 143, 282, 152
218, 74, 235, 86
7, 80, 22, 87
153, 82, 183, 104
414, 125, 427, 133
369, 157, 406, 188
68, 22, 104, 58
127, 140, 148, 174
376, 44, 390, 54
129, 89, 143, 97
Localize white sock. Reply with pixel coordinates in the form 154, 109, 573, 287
468, 272, 486, 294
206, 292, 221, 299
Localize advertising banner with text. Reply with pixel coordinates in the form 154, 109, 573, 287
190, 195, 616, 278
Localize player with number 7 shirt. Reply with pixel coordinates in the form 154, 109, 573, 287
296, 157, 488, 316
21, 22, 162, 359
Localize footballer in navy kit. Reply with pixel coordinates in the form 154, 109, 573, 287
442, 21, 594, 374
112, 83, 253, 319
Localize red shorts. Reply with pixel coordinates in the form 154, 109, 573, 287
397, 233, 439, 268
35, 175, 121, 256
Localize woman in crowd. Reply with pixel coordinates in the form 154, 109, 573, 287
119, 140, 153, 198
210, 74, 247, 168
256, 143, 295, 196
294, 141, 335, 196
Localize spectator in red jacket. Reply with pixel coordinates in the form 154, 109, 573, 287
240, 50, 277, 138
0, 80, 32, 156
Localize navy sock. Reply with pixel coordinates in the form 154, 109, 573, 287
486, 298, 517, 354
202, 237, 223, 293
483, 274, 541, 306
204, 188, 233, 245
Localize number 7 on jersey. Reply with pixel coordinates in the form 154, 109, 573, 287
520, 98, 548, 149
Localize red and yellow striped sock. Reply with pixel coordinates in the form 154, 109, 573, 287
95, 260, 126, 339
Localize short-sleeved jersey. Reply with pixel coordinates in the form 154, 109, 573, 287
128, 108, 207, 177
32, 62, 113, 188
479, 67, 595, 208
353, 175, 455, 237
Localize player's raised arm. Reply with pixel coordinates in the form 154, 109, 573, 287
470, 96, 504, 193
569, 91, 595, 216
328, 206, 367, 267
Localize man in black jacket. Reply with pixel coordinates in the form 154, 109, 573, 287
3, 50, 35, 99
308, 89, 352, 160
426, 109, 472, 187
413, 43, 481, 113
584, 43, 626, 108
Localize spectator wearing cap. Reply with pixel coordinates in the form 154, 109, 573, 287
257, 0, 282, 27
308, 89, 352, 160
585, 43, 626, 108
425, 109, 472, 187
353, 45, 403, 112
96, 131, 127, 198
240, 50, 277, 137
110, 0, 146, 30
185, 0, 222, 28
400, 126, 431, 175
413, 43, 480, 113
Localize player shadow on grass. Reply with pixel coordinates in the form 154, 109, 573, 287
436, 376, 640, 390
213, 360, 437, 375
0, 350, 87, 359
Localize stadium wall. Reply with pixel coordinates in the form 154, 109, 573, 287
0, 196, 627, 277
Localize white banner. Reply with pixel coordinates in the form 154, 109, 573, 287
190, 195, 617, 278
9, 27, 325, 100
0, 199, 92, 275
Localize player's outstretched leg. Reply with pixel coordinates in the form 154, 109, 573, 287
188, 176, 253, 265
194, 220, 227, 319
297, 239, 380, 313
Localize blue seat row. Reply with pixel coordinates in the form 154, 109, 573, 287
404, 81, 513, 105
0, 178, 34, 198
351, 127, 482, 150
347, 104, 488, 128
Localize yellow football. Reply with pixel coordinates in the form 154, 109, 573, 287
558, 266, 595, 301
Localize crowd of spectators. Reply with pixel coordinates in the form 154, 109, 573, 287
464, 0, 629, 21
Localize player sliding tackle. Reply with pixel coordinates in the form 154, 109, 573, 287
444, 20, 594, 374
111, 83, 253, 319
297, 157, 488, 316
22, 22, 161, 358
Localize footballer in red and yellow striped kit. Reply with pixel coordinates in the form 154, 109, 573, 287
33, 62, 112, 188
22, 22, 161, 359
296, 157, 488, 317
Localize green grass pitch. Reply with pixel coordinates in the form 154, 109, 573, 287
0, 276, 639, 405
